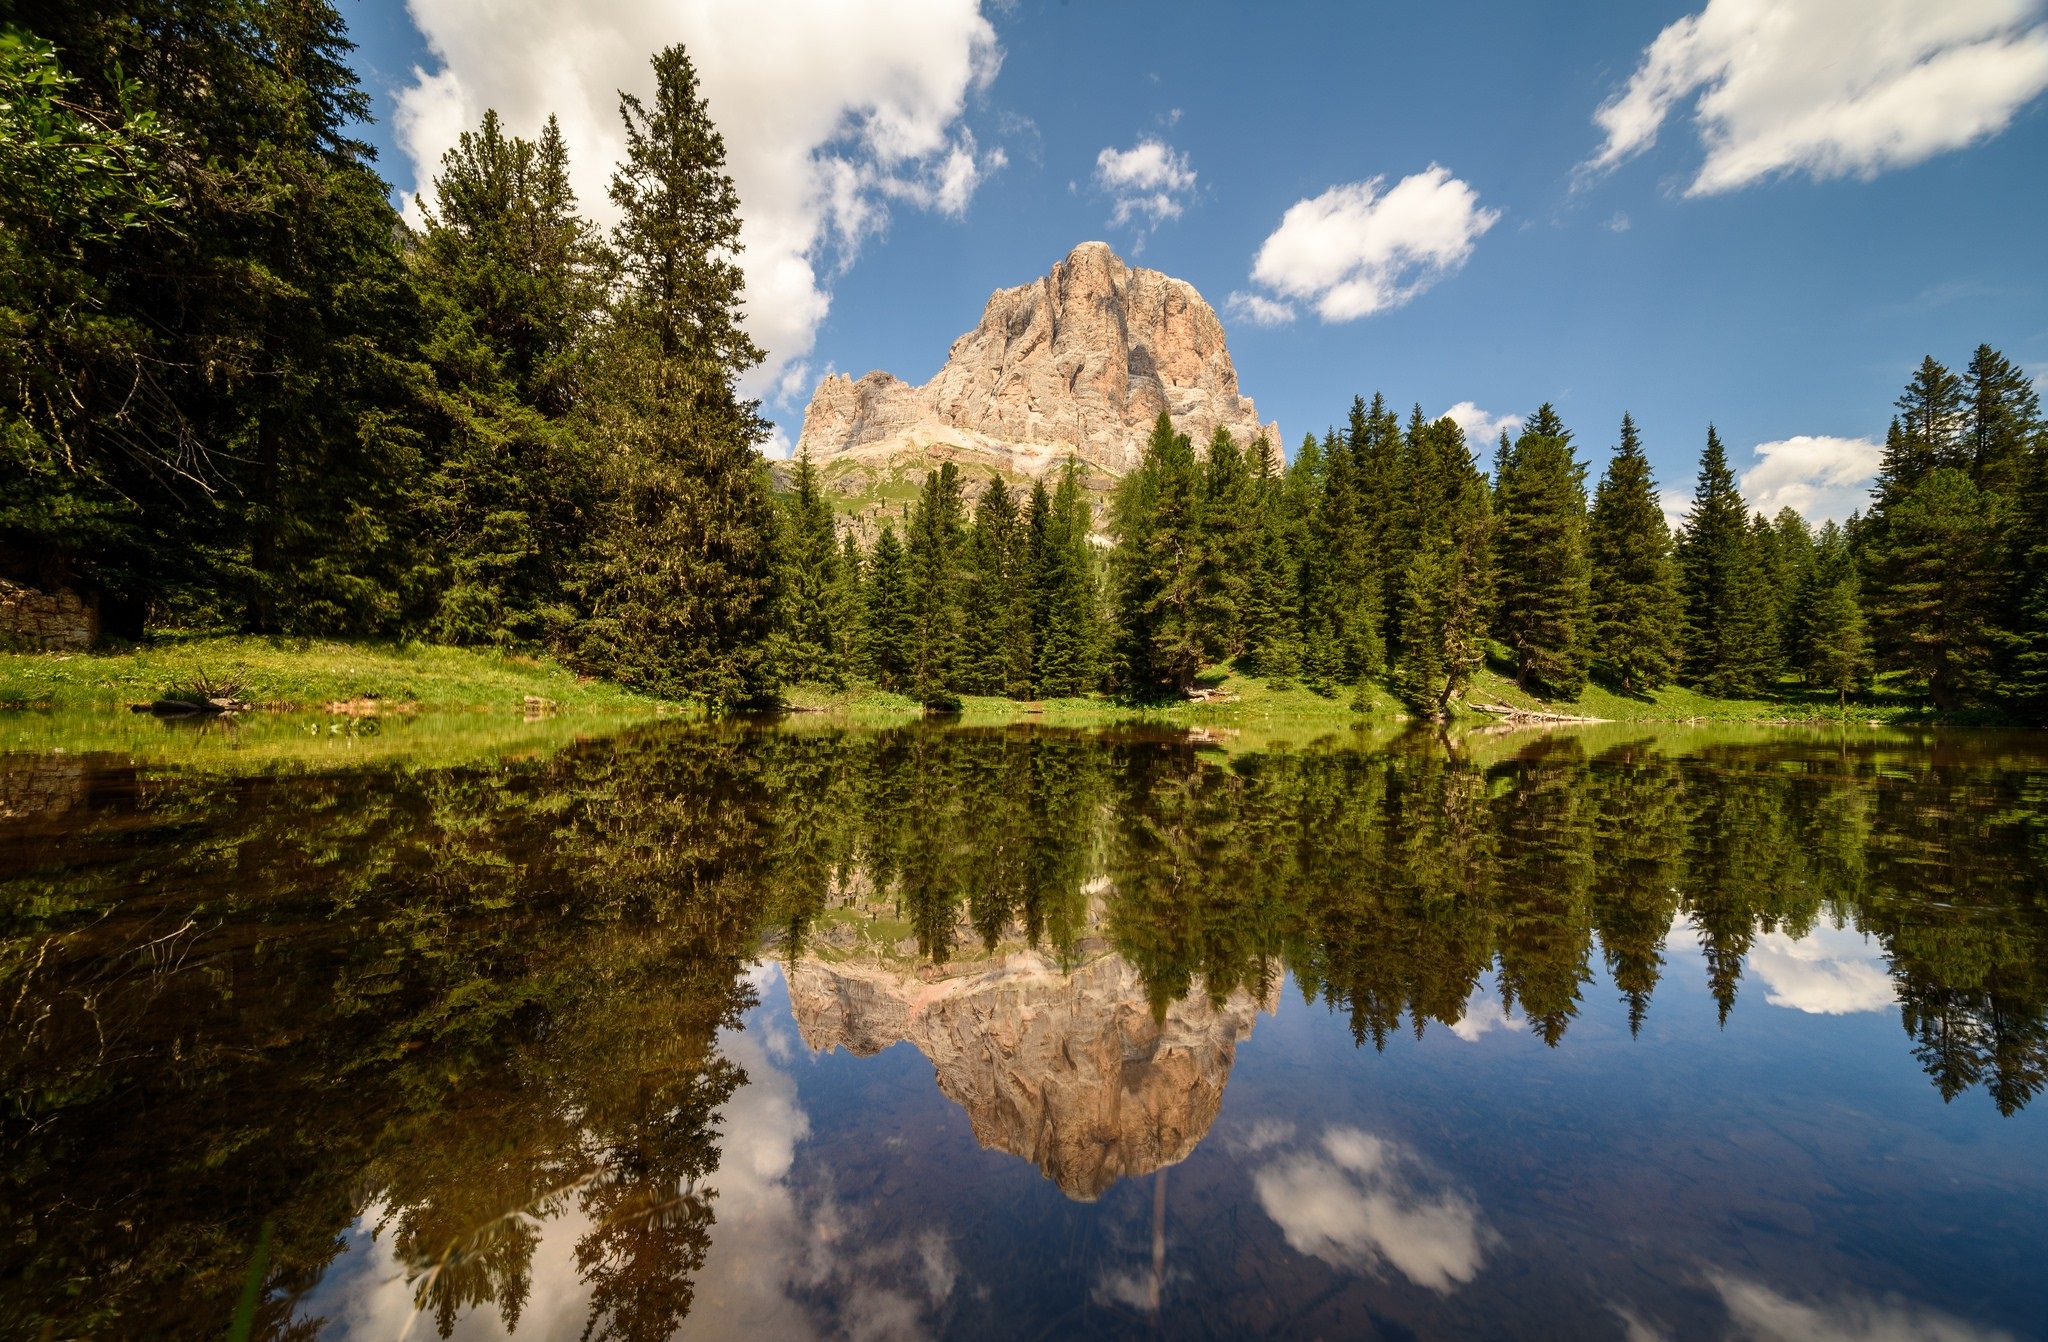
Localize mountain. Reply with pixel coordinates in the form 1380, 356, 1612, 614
795, 241, 1280, 483
788, 948, 1272, 1201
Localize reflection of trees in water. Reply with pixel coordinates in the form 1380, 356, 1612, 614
1, 725, 2045, 1337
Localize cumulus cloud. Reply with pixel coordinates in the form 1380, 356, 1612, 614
394, 0, 1003, 405
1093, 137, 1197, 232
1253, 1127, 1494, 1292
1447, 990, 1522, 1043
1712, 1272, 2017, 1342
1740, 435, 1882, 521
1224, 291, 1296, 327
1748, 925, 1898, 1016
1582, 0, 2048, 195
1442, 402, 1525, 448
1238, 167, 1499, 323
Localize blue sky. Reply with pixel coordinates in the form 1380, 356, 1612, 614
341, 0, 2048, 520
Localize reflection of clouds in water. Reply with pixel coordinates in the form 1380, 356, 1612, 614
1448, 989, 1520, 1043
681, 961, 958, 1341
1240, 1117, 1296, 1152
1252, 1127, 1493, 1292
299, 963, 957, 1341
1711, 1273, 2016, 1342
1748, 926, 1896, 1016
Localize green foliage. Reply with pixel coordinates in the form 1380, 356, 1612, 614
1588, 413, 1682, 693
905, 462, 967, 706
1112, 414, 1209, 694
861, 525, 913, 691
1493, 405, 1592, 698
772, 452, 845, 686
1392, 417, 1494, 716
1032, 463, 1101, 696
1674, 426, 1779, 696
1791, 521, 1870, 703
1863, 467, 2002, 709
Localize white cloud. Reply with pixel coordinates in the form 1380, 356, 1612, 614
1659, 487, 1693, 535
1447, 990, 1522, 1043
1748, 925, 1897, 1016
1253, 1127, 1493, 1293
1224, 291, 1296, 327
1093, 137, 1197, 231
1241, 166, 1499, 323
1713, 1272, 2017, 1342
1740, 435, 1882, 521
1582, 0, 2048, 195
1442, 402, 1525, 448
394, 0, 1003, 406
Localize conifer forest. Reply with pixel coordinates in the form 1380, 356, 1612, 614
6, 5, 2046, 721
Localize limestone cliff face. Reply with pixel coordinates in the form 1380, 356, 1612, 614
796, 242, 1278, 476
787, 950, 1271, 1201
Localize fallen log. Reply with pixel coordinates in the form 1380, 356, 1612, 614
1467, 701, 1610, 724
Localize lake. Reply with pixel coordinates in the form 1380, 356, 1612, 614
2, 718, 2043, 1340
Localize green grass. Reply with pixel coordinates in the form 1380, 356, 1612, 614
1459, 660, 1949, 725
0, 635, 667, 714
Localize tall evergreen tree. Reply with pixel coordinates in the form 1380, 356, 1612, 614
862, 525, 912, 691
905, 462, 967, 705
772, 451, 844, 686
959, 477, 1024, 696
1675, 425, 1758, 694
1493, 405, 1592, 698
1034, 460, 1100, 696
1242, 436, 1301, 678
1791, 521, 1869, 704
1112, 414, 1208, 694
1864, 468, 2001, 709
1588, 413, 1681, 693
1393, 419, 1495, 716
1964, 344, 2039, 497
1196, 426, 1255, 658
576, 45, 775, 704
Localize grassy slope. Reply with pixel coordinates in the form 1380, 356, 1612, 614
0, 636, 664, 713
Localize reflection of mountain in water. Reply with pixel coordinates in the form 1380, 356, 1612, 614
790, 950, 1273, 1200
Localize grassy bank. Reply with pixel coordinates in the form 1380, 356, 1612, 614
0, 636, 666, 714
784, 658, 2007, 731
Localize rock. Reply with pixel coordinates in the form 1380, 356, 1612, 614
796, 241, 1279, 478
788, 949, 1274, 1201
0, 579, 98, 651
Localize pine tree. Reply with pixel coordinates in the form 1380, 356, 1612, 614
1763, 507, 1815, 668
1588, 413, 1681, 693
1196, 426, 1254, 658
772, 450, 843, 686
1674, 425, 1755, 694
959, 476, 1023, 696
1715, 513, 1783, 695
1034, 460, 1100, 696
862, 525, 913, 691
1864, 467, 2001, 709
2006, 444, 2048, 717
576, 45, 775, 705
836, 531, 866, 675
1493, 405, 1592, 699
1393, 418, 1495, 716
905, 462, 967, 705
1792, 521, 1869, 704
1242, 436, 1301, 678
1112, 414, 1208, 694
1964, 344, 2039, 498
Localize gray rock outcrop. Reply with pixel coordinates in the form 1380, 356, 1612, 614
796, 242, 1278, 477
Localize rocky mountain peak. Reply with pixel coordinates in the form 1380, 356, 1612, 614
796, 242, 1278, 477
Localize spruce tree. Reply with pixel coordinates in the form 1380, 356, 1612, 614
862, 525, 913, 691
1674, 425, 1755, 694
1393, 419, 1495, 716
577, 45, 775, 705
772, 450, 844, 686
1493, 405, 1592, 699
1792, 521, 1869, 704
836, 531, 866, 675
2006, 445, 2048, 717
1035, 459, 1100, 696
1864, 467, 2001, 709
959, 476, 1023, 696
1112, 414, 1208, 694
905, 462, 967, 705
1715, 514, 1784, 695
1242, 437, 1301, 678
1196, 426, 1255, 658
1964, 344, 2039, 498
1588, 413, 1681, 694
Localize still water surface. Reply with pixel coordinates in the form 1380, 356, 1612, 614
2, 720, 2044, 1340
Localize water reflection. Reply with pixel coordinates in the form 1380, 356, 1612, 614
1, 721, 2044, 1338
